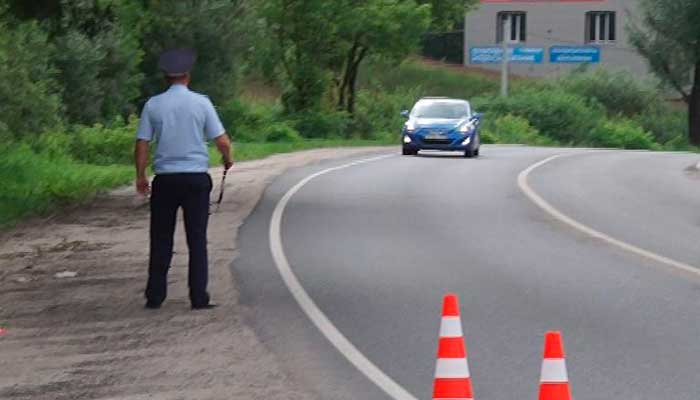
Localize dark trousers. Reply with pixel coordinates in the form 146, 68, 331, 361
146, 173, 212, 307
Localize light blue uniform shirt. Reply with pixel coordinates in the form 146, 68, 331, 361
136, 84, 225, 174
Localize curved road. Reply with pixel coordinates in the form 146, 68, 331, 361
233, 146, 700, 400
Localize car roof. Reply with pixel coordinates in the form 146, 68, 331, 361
417, 97, 469, 104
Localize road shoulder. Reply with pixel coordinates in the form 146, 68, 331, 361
0, 146, 389, 400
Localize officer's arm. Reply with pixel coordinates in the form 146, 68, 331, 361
134, 140, 151, 195
135, 100, 154, 195
214, 133, 233, 170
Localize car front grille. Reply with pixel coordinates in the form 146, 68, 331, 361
422, 138, 453, 145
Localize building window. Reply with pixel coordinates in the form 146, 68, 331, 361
497, 12, 526, 43
586, 11, 616, 43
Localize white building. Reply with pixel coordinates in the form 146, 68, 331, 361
464, 0, 648, 76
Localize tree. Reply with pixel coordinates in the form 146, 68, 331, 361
3, 0, 145, 125
0, 19, 63, 138
330, 0, 431, 115
139, 0, 249, 104
628, 0, 700, 146
417, 0, 478, 31
260, 0, 341, 113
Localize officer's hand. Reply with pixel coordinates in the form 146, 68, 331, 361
136, 177, 151, 196
223, 159, 234, 171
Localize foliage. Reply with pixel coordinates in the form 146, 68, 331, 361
327, 0, 431, 114
482, 114, 555, 145
557, 68, 660, 117
52, 1, 144, 124
353, 86, 424, 140
589, 119, 658, 150
418, 0, 478, 31
264, 123, 303, 142
260, 0, 339, 113
212, 139, 394, 164
360, 59, 499, 99
219, 99, 280, 142
70, 119, 138, 165
139, 0, 248, 104
0, 19, 63, 138
0, 143, 132, 227
291, 111, 352, 139
474, 86, 603, 145
632, 107, 688, 145
628, 0, 700, 145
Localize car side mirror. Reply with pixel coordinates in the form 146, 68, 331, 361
471, 113, 483, 125
400, 110, 410, 118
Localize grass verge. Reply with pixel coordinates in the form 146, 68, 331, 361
209, 139, 393, 164
1, 139, 393, 229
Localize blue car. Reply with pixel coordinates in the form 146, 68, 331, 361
401, 97, 482, 158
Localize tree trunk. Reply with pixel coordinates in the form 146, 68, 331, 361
689, 63, 700, 147
337, 42, 358, 111
345, 47, 367, 116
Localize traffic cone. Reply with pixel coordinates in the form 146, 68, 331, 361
432, 293, 473, 400
538, 331, 571, 400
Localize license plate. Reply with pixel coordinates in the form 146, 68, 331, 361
426, 132, 447, 139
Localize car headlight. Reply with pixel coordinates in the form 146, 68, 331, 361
459, 121, 475, 133
404, 121, 416, 133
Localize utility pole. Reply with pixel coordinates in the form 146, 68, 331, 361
500, 16, 509, 98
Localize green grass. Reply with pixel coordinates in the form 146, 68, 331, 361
0, 144, 133, 228
208, 139, 394, 165
0, 139, 393, 229
359, 58, 500, 100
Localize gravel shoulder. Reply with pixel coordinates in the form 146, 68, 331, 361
0, 146, 389, 400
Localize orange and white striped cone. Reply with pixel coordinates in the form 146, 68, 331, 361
432, 293, 473, 400
538, 331, 571, 400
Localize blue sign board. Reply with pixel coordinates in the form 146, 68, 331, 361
470, 47, 544, 64
549, 46, 601, 63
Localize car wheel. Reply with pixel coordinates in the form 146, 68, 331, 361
474, 147, 480, 157
402, 147, 412, 156
464, 148, 475, 158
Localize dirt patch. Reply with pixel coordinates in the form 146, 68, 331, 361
0, 147, 390, 400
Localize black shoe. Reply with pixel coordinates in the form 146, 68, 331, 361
191, 303, 218, 310
145, 302, 162, 310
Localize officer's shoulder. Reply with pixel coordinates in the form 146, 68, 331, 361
189, 90, 214, 104
145, 92, 168, 107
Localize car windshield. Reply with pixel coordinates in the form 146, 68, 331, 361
413, 101, 470, 119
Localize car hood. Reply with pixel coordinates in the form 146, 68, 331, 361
413, 117, 468, 129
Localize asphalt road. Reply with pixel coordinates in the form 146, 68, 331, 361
233, 146, 700, 400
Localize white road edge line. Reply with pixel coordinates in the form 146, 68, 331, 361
269, 153, 418, 400
518, 154, 700, 278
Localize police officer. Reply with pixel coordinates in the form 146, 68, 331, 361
135, 48, 233, 310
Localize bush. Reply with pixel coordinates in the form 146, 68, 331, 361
632, 107, 687, 145
34, 131, 74, 159
480, 130, 498, 144
589, 119, 657, 149
0, 20, 63, 138
70, 119, 137, 165
353, 86, 423, 140
474, 87, 603, 145
557, 68, 660, 117
264, 123, 303, 142
218, 99, 278, 142
482, 114, 555, 145
292, 111, 351, 139
0, 143, 132, 227
360, 59, 499, 99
